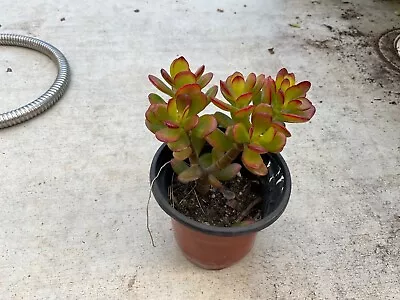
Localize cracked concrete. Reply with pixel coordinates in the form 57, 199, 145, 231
0, 0, 399, 299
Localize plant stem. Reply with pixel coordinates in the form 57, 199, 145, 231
206, 145, 243, 174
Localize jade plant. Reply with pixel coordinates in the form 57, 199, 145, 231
145, 57, 315, 197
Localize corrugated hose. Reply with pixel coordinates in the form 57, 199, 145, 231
0, 33, 70, 129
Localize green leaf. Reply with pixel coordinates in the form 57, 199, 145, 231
259, 131, 286, 153
258, 127, 276, 145
199, 153, 213, 168
232, 123, 250, 144
233, 105, 254, 120
245, 73, 256, 90
173, 146, 192, 160
167, 134, 190, 151
214, 163, 242, 181
205, 128, 234, 152
284, 81, 311, 103
251, 112, 272, 137
197, 72, 213, 88
214, 112, 234, 128
178, 165, 203, 183
192, 115, 217, 138
242, 146, 263, 169
220, 80, 234, 103
230, 75, 245, 97
247, 143, 267, 154
176, 93, 191, 113
174, 71, 197, 89
148, 75, 174, 97
182, 115, 199, 131
211, 97, 233, 112
145, 119, 165, 134
205, 85, 218, 98
191, 135, 205, 156
155, 127, 182, 142
236, 92, 253, 108
280, 78, 290, 92
253, 74, 265, 94
170, 56, 190, 79
171, 159, 189, 174
148, 93, 166, 104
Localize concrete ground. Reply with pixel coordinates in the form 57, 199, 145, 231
1, 0, 399, 299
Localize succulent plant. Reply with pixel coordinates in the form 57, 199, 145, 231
145, 57, 315, 196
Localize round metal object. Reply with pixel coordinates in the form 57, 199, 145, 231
0, 34, 70, 129
378, 29, 400, 72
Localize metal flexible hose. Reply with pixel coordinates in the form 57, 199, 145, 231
0, 34, 70, 129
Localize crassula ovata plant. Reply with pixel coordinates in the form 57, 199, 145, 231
145, 57, 315, 197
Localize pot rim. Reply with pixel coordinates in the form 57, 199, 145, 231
150, 143, 291, 237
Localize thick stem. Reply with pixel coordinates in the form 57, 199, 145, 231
189, 147, 209, 195
206, 145, 243, 174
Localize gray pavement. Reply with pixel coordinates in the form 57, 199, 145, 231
0, 0, 399, 299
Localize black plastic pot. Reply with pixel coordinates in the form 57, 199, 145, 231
150, 143, 291, 269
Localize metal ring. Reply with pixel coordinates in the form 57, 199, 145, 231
0, 34, 70, 129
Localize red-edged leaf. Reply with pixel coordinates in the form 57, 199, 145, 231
173, 146, 192, 160
232, 123, 250, 144
220, 80, 234, 103
147, 103, 169, 122
171, 159, 189, 174
155, 127, 182, 142
148, 93, 166, 104
245, 73, 256, 90
272, 90, 284, 107
197, 72, 213, 88
176, 93, 191, 113
189, 93, 208, 116
286, 97, 313, 111
262, 76, 276, 105
284, 81, 311, 103
286, 73, 296, 85
281, 105, 316, 123
199, 153, 213, 168
214, 163, 242, 181
170, 56, 190, 79
206, 85, 218, 98
183, 115, 199, 131
194, 65, 205, 79
231, 75, 245, 97
192, 115, 217, 138
236, 92, 253, 108
234, 105, 254, 119
214, 112, 234, 128
254, 103, 273, 116
253, 74, 266, 93
148, 75, 174, 96
174, 71, 197, 89
164, 120, 180, 129
275, 68, 288, 90
252, 91, 262, 105
248, 143, 268, 154
145, 119, 165, 133
205, 129, 234, 152
251, 112, 272, 137
178, 165, 203, 183
242, 147, 263, 169
168, 134, 190, 151
211, 97, 233, 112
280, 78, 290, 92
160, 69, 173, 86
271, 122, 291, 137
246, 163, 268, 176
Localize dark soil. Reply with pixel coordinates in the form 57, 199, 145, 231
170, 174, 263, 227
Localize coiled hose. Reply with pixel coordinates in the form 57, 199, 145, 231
0, 34, 70, 129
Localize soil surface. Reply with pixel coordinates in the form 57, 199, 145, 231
170, 174, 263, 227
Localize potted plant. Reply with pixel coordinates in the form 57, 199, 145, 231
146, 57, 315, 270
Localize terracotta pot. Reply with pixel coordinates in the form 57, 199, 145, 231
150, 144, 291, 270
